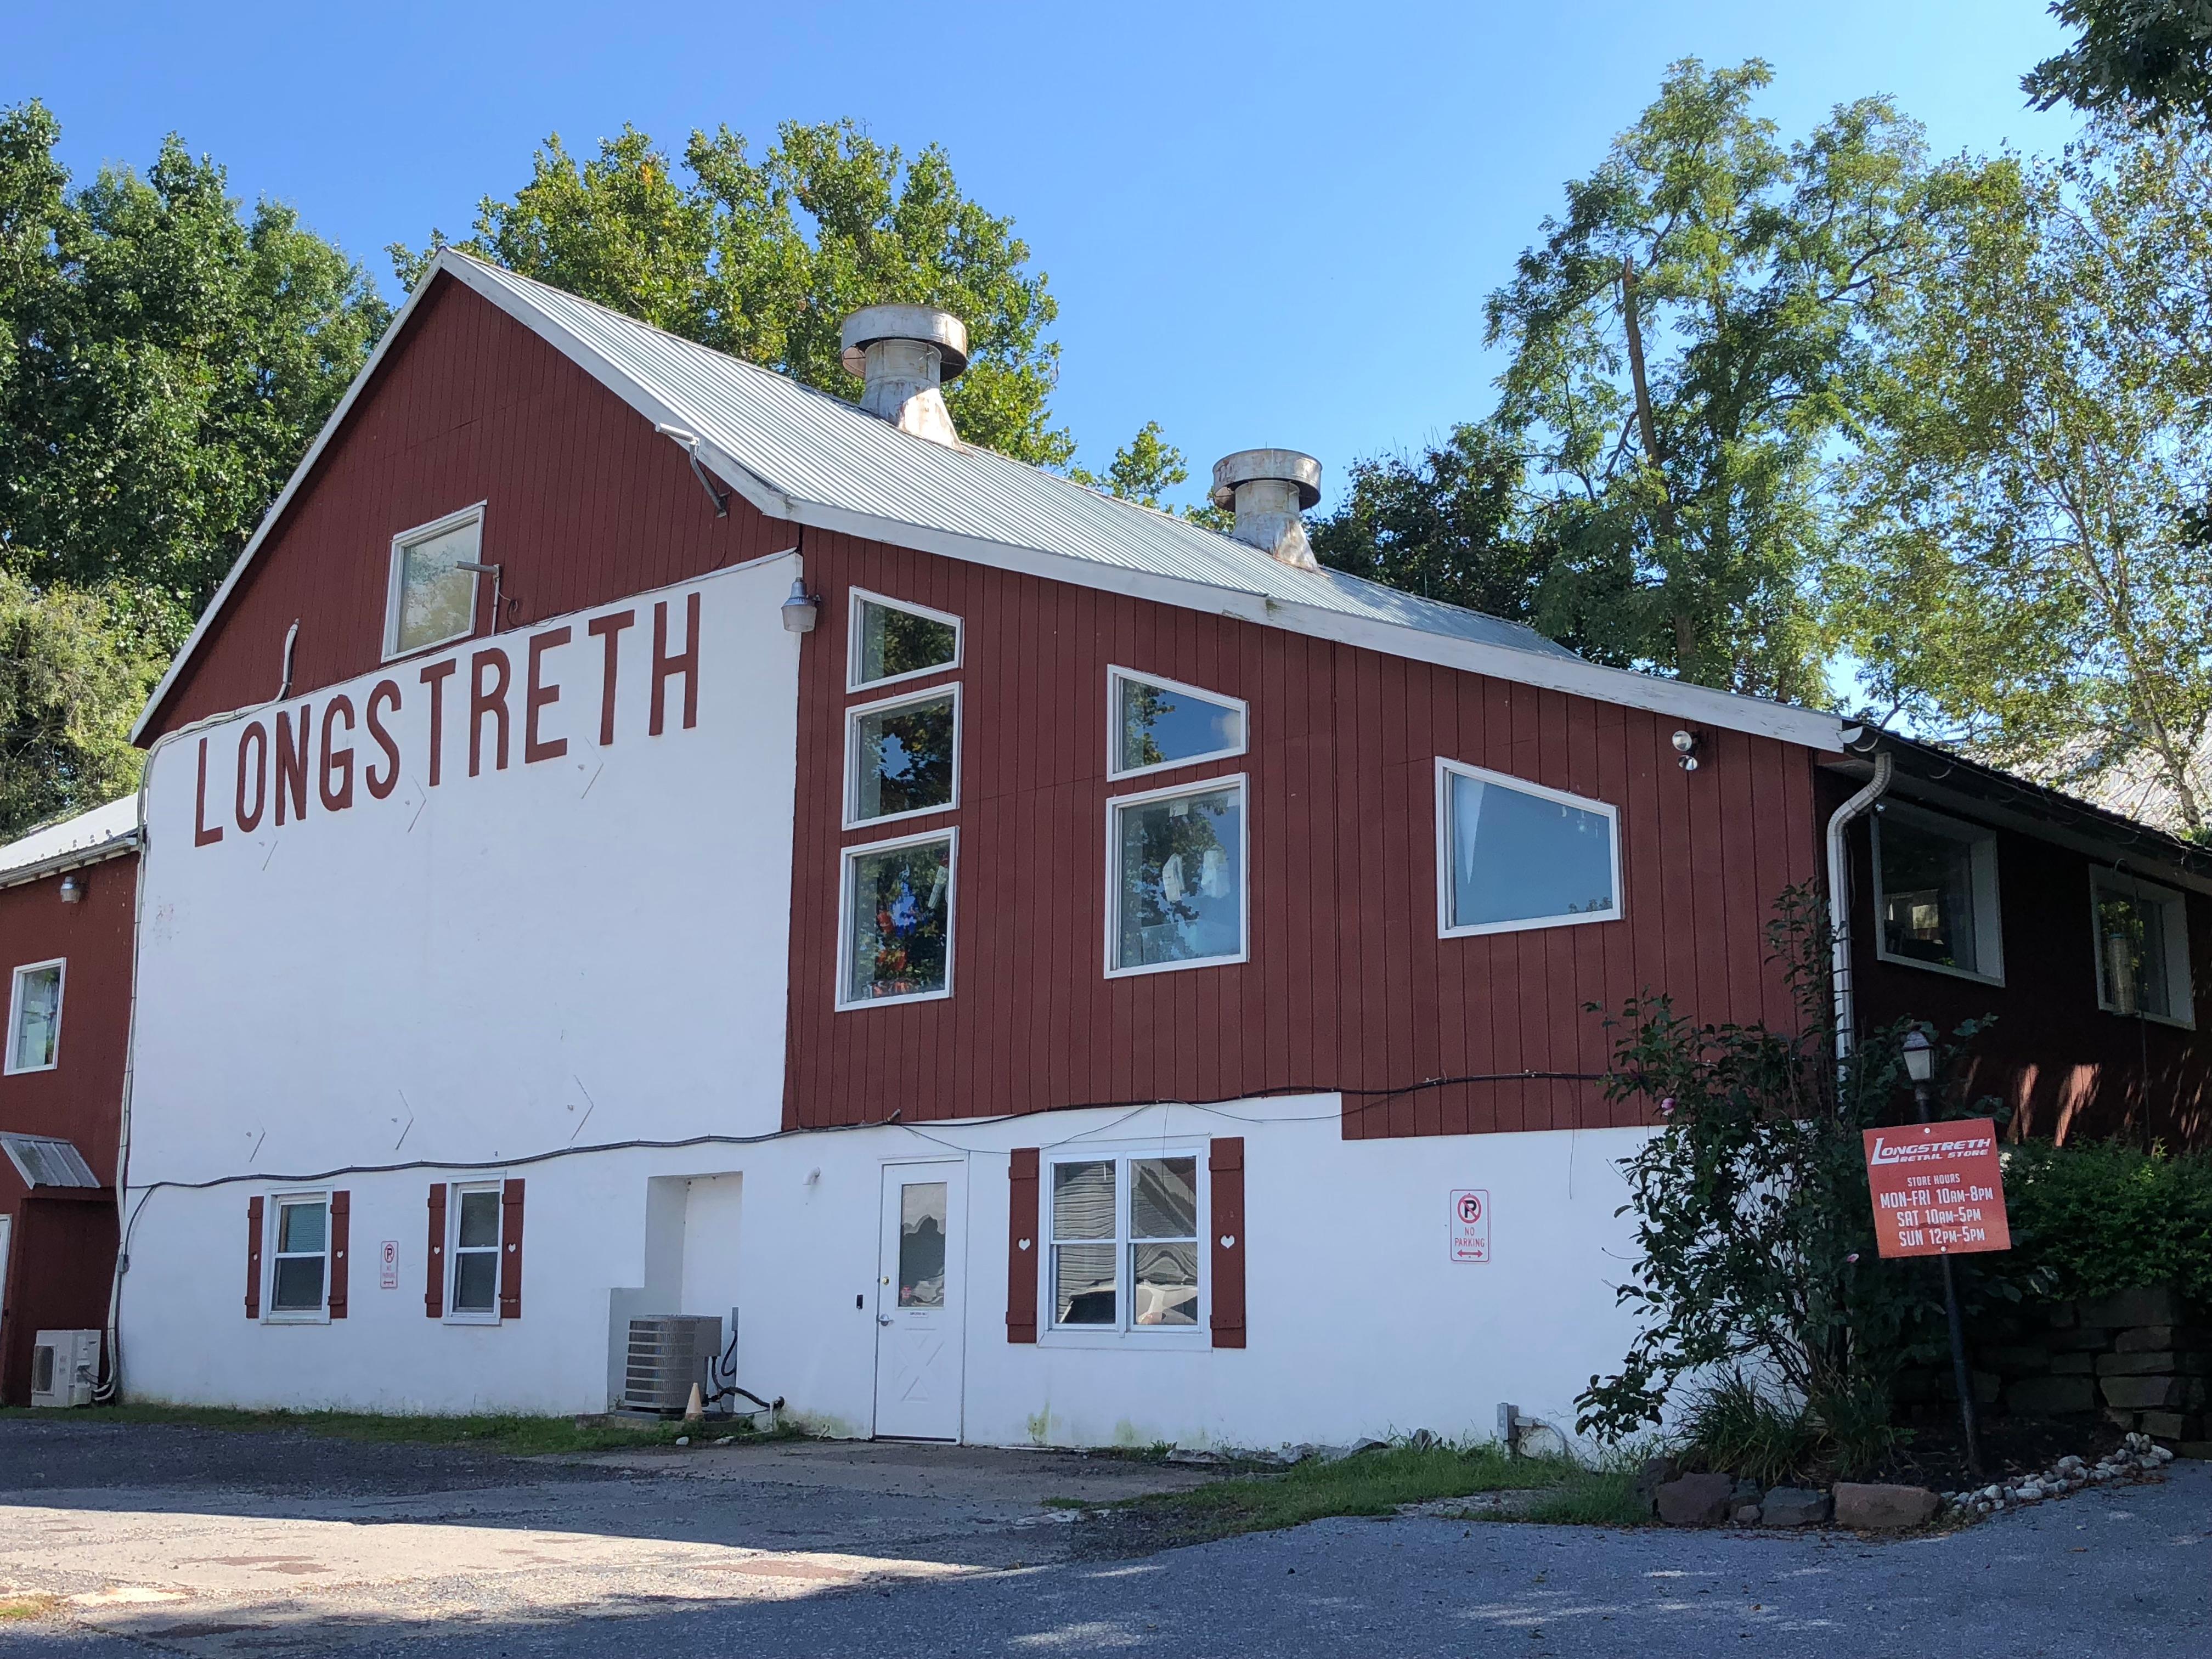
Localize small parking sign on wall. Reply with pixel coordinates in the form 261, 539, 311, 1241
379, 1240, 399, 1290
1449, 1190, 1490, 1263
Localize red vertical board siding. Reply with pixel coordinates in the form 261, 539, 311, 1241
1006, 1149, 1040, 1342
424, 1184, 446, 1318
501, 1178, 526, 1321
328, 1190, 349, 1319
245, 1195, 263, 1319
1208, 1137, 1247, 1348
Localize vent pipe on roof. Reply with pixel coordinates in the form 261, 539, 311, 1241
1211, 449, 1323, 570
840, 304, 969, 447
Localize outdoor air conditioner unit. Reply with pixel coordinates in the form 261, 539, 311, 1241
31, 1330, 100, 1408
622, 1315, 723, 1414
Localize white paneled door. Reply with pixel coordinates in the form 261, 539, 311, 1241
873, 1161, 964, 1440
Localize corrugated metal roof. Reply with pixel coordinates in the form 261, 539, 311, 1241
0, 797, 139, 884
451, 256, 1582, 664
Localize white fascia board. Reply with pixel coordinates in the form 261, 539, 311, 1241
0, 834, 140, 893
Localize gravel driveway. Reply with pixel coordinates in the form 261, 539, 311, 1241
0, 1419, 2203, 1657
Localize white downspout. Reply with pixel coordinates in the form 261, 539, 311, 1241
1827, 748, 1894, 1065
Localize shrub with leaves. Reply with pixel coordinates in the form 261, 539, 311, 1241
1994, 1139, 2212, 1307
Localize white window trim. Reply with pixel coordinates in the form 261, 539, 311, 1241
2088, 867, 2196, 1030
264, 1190, 332, 1324
1871, 802, 2006, 987
381, 501, 487, 663
836, 825, 959, 1012
1432, 758, 1624, 940
1040, 1144, 1209, 1345
847, 586, 964, 693
1104, 664, 1250, 782
1103, 773, 1251, 980
4, 958, 64, 1076
444, 1181, 506, 1325
843, 682, 962, 831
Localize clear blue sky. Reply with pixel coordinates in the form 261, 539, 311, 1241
12, 1, 2079, 514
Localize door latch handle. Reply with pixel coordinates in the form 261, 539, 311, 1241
877, 1314, 893, 1326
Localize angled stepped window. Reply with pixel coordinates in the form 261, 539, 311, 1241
847, 687, 959, 826
849, 589, 961, 691
1436, 760, 1621, 939
5, 960, 63, 1074
1108, 667, 1246, 780
385, 505, 486, 659
839, 830, 956, 1008
1107, 778, 1247, 975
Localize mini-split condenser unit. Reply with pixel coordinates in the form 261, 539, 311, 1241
31, 1329, 100, 1408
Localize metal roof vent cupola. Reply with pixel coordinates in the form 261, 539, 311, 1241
839, 304, 969, 447
1211, 449, 1323, 570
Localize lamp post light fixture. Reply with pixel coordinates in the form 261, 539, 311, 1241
1900, 1022, 1982, 1477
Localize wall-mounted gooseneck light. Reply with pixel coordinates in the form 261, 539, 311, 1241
781, 578, 821, 634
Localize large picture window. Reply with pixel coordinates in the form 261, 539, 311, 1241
2090, 869, 2194, 1026
5, 960, 63, 1075
839, 830, 956, 1008
1107, 667, 1247, 780
383, 505, 485, 659
1048, 1153, 1202, 1331
268, 1195, 329, 1316
1106, 777, 1247, 975
848, 589, 961, 692
1435, 759, 1621, 939
1873, 806, 2004, 984
845, 686, 959, 827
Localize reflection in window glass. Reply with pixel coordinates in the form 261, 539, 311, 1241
1115, 674, 1244, 774
844, 837, 953, 1003
855, 596, 958, 686
1445, 768, 1616, 932
1879, 819, 1980, 973
898, 1182, 948, 1307
9, 964, 61, 1072
1130, 1156, 1198, 1327
452, 1189, 501, 1313
1111, 786, 1243, 970
851, 692, 956, 821
392, 519, 479, 654
2094, 877, 2188, 1021
1052, 1160, 1117, 1326
271, 1199, 327, 1312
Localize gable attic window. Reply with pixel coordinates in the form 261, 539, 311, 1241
383, 505, 486, 660
1872, 804, 2004, 984
1107, 777, 1247, 975
1435, 760, 1621, 939
839, 828, 956, 1008
5, 960, 63, 1075
2090, 868, 2194, 1027
1108, 667, 1248, 780
847, 686, 960, 827
849, 589, 961, 691
268, 1194, 330, 1318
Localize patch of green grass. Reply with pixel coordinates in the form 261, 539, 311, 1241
0, 1403, 794, 1457
1040, 1495, 1089, 1510
0, 1594, 61, 1621
1516, 1468, 1649, 1527
1107, 1442, 1637, 1547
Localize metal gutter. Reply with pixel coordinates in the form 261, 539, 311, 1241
0, 833, 139, 893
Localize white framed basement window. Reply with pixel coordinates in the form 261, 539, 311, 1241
1105, 776, 1248, 977
383, 503, 486, 661
837, 828, 957, 1009
266, 1193, 331, 1322
848, 588, 962, 693
845, 684, 961, 829
5, 958, 64, 1075
1106, 666, 1248, 781
446, 1183, 505, 1323
2089, 868, 2195, 1028
1435, 759, 1622, 939
1045, 1150, 1205, 1339
1872, 803, 2005, 985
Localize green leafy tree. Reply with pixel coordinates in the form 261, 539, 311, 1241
395, 121, 1073, 467
1069, 420, 1189, 508
1483, 59, 1933, 701
2027, 0, 2212, 122
0, 571, 168, 837
1830, 125, 2212, 833
0, 99, 390, 612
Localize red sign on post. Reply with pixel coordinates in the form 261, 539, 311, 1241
1862, 1119, 2012, 1259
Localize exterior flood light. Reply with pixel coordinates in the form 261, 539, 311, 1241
1901, 1026, 1934, 1086
1671, 729, 1701, 771
781, 579, 821, 634
59, 873, 84, 904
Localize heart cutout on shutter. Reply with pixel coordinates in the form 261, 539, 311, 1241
1018, 1238, 1032, 1251
1219, 1234, 1237, 1250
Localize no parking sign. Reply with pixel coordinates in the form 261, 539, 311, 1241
1450, 1189, 1490, 1263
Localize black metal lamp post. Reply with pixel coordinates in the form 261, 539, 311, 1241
1903, 1026, 1982, 1479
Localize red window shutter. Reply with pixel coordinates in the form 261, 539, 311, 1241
328, 1190, 350, 1319
246, 1195, 264, 1319
1209, 1137, 1246, 1348
425, 1183, 446, 1318
499, 1178, 525, 1321
1007, 1148, 1039, 1343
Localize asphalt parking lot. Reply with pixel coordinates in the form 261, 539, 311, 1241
0, 1419, 2203, 1657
